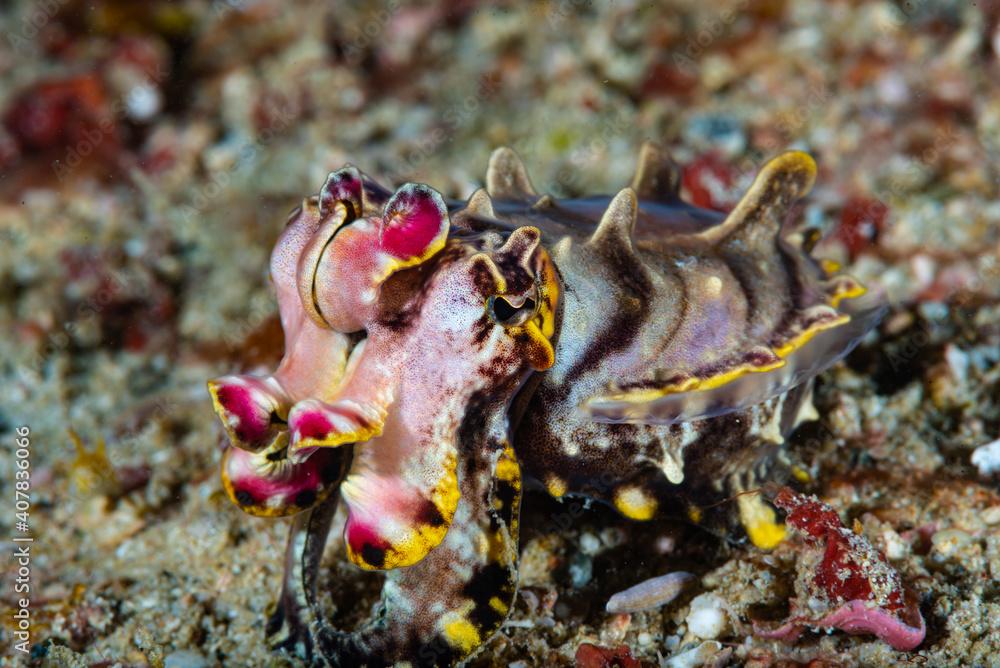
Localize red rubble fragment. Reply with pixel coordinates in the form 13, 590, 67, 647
3, 74, 118, 153
640, 61, 699, 99
755, 487, 925, 652
575, 642, 642, 668
777, 487, 904, 613
835, 196, 889, 260
682, 152, 739, 212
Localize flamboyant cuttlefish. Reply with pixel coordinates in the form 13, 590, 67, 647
207, 143, 885, 666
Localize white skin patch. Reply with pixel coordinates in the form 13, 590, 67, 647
444, 504, 478, 563
659, 448, 684, 485
794, 386, 819, 427
383, 580, 415, 617
680, 421, 700, 446
651, 422, 698, 484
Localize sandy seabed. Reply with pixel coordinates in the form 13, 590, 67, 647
1, 1, 999, 666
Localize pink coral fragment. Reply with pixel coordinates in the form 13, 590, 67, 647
755, 487, 925, 652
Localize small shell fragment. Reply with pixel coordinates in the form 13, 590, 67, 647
605, 571, 695, 613
685, 592, 729, 640
971, 438, 1000, 476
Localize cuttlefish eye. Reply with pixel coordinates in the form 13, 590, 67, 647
487, 291, 538, 327
468, 225, 558, 371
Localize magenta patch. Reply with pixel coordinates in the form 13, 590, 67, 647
381, 184, 444, 260
216, 383, 269, 444
320, 166, 364, 218
292, 409, 334, 441
344, 517, 392, 559
227, 446, 338, 512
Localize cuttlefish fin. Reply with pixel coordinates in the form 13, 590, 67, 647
586, 300, 885, 425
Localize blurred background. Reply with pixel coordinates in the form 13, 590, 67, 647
1, 1, 999, 666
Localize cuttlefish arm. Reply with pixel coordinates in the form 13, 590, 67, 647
208, 198, 356, 517
290, 225, 555, 572
210, 171, 446, 453
285, 346, 452, 572
268, 433, 523, 667
208, 199, 354, 453
209, 177, 450, 518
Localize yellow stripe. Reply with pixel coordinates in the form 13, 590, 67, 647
828, 282, 867, 308
771, 313, 850, 358
599, 357, 784, 404
293, 422, 382, 451
537, 251, 559, 339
